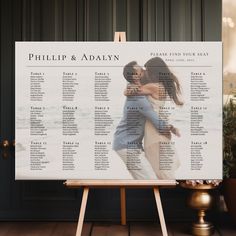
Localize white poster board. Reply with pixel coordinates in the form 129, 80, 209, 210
15, 42, 222, 180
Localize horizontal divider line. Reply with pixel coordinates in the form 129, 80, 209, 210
26, 65, 213, 68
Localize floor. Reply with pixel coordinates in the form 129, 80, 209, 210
0, 222, 235, 236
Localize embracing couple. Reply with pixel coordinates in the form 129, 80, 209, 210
113, 57, 183, 180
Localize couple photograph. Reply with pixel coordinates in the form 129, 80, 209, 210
113, 57, 184, 180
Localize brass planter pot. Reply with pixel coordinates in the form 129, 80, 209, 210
181, 183, 216, 236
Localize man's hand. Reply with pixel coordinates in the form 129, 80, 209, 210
170, 126, 181, 137
163, 131, 172, 139
160, 125, 180, 139
159, 129, 172, 139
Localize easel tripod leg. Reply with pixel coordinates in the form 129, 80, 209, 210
76, 187, 89, 236
120, 187, 126, 225
153, 187, 168, 236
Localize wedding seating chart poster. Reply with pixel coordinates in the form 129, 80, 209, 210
15, 42, 222, 180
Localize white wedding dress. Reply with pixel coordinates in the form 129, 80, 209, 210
144, 95, 180, 179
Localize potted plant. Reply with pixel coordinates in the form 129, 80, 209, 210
223, 96, 236, 223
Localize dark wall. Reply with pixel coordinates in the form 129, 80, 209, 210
0, 0, 222, 221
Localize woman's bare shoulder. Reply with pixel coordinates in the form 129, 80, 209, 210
142, 83, 166, 99
143, 83, 165, 91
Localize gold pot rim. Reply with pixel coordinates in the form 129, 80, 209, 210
180, 182, 217, 190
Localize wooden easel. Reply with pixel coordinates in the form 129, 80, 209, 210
64, 32, 177, 236
65, 180, 176, 236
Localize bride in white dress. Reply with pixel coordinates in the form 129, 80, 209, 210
126, 57, 183, 179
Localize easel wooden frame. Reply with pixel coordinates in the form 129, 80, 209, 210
64, 32, 177, 236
